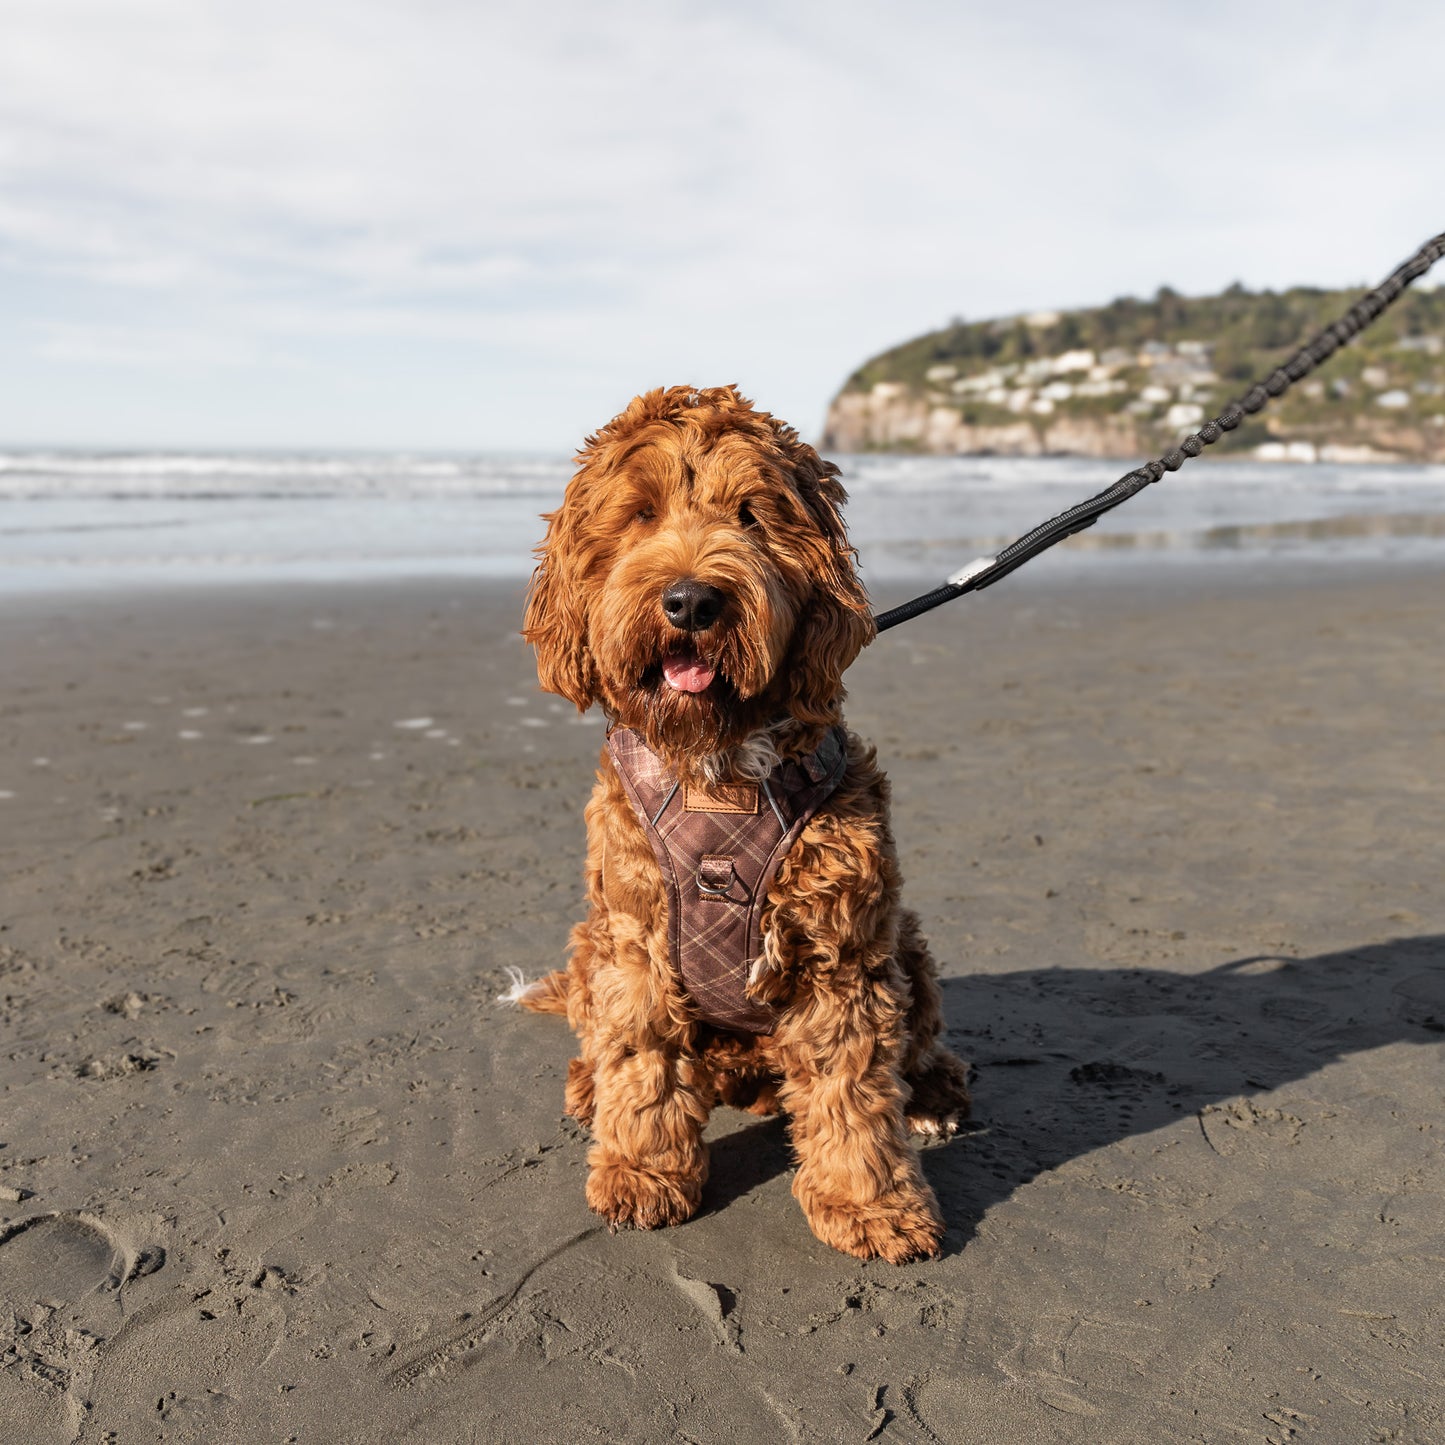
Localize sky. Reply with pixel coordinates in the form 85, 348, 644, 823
1, 0, 1440, 452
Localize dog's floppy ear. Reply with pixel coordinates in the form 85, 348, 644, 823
522, 494, 598, 710
779, 453, 875, 726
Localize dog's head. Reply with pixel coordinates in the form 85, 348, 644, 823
523, 385, 873, 763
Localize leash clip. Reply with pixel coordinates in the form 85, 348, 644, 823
947, 556, 997, 589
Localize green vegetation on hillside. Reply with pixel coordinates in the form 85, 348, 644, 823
834, 282, 1445, 458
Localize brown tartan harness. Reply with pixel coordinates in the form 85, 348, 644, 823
606, 726, 848, 1034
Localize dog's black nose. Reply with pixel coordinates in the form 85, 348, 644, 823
661, 579, 725, 632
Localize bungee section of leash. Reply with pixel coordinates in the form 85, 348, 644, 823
872, 230, 1445, 634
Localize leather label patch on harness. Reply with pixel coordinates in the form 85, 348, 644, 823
683, 781, 760, 815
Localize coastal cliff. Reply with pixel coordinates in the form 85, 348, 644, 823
822, 283, 1445, 462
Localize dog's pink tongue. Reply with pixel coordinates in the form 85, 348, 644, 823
663, 651, 715, 694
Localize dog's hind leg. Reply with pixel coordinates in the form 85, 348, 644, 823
714, 1065, 783, 1117
565, 1057, 595, 1126
895, 910, 971, 1138
558, 911, 605, 1126
904, 1051, 972, 1139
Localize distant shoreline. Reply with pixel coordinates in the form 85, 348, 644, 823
4, 452, 1445, 599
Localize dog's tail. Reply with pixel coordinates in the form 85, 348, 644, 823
497, 966, 569, 1016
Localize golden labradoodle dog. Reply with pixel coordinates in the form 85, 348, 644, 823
515, 384, 970, 1262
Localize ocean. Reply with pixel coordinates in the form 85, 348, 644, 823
3, 450, 1445, 597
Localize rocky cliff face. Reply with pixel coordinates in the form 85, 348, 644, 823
824, 387, 1147, 458
821, 289, 1445, 463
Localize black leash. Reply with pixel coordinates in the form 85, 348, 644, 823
872, 230, 1445, 633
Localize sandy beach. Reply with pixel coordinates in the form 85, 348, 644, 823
1, 563, 1443, 1443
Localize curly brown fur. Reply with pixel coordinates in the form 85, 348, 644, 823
521, 384, 970, 1262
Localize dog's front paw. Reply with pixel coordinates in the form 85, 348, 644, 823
586, 1158, 702, 1230
799, 1186, 944, 1264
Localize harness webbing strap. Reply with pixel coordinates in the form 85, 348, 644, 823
872, 230, 1445, 634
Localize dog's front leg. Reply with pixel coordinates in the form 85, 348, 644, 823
584, 957, 710, 1230
776, 992, 944, 1264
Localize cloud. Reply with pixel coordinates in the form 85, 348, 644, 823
0, 0, 1441, 447
35, 322, 264, 369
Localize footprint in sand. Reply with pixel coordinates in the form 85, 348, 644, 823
0, 1213, 166, 1434
0, 1212, 165, 1307
383, 1230, 800, 1439
1, 1216, 286, 1439
86, 1269, 287, 1438
1198, 1097, 1305, 1156
0, 1214, 125, 1310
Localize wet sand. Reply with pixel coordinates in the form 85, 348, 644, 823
1, 564, 1442, 1443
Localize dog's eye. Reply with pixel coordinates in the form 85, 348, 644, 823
738, 502, 760, 529
633, 507, 655, 525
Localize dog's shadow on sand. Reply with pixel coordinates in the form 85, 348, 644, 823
703, 934, 1445, 1256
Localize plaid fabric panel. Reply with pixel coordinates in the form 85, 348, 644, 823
606, 727, 848, 1034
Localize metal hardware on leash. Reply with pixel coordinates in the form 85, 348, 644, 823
872, 230, 1445, 634
948, 556, 997, 588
